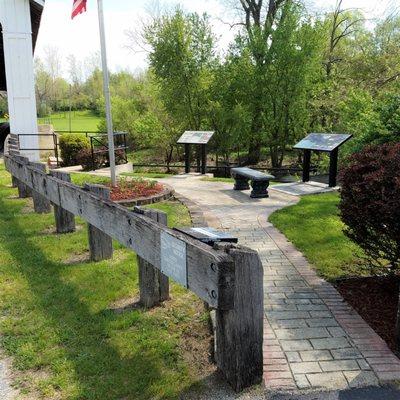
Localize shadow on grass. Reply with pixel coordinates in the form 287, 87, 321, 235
0, 193, 174, 400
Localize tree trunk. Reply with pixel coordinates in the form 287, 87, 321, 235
247, 110, 263, 165
165, 145, 174, 173
270, 145, 281, 168
247, 140, 261, 165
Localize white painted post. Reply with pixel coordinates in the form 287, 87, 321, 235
0, 0, 40, 161
97, 0, 117, 187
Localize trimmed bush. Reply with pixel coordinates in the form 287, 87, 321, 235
59, 134, 90, 167
339, 143, 400, 273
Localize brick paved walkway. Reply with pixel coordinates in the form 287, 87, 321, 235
163, 174, 400, 394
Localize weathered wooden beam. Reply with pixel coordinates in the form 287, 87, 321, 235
10, 155, 32, 198
4, 155, 234, 309
85, 184, 113, 262
30, 162, 52, 214
49, 170, 76, 234
215, 244, 264, 392
17, 178, 31, 198
136, 208, 169, 307
11, 176, 18, 188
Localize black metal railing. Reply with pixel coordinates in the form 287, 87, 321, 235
17, 133, 60, 166
89, 132, 128, 169
130, 163, 315, 178
55, 131, 129, 170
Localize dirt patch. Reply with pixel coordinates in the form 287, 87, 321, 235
108, 295, 215, 379
179, 317, 215, 378
109, 296, 142, 313
335, 276, 400, 352
40, 224, 84, 236
0, 351, 18, 399
21, 199, 34, 214
63, 251, 90, 265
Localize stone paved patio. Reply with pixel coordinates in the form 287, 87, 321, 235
271, 181, 337, 196
161, 174, 400, 394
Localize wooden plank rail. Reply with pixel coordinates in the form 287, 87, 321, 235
30, 162, 52, 214
4, 154, 264, 392
85, 184, 114, 262
4, 154, 235, 310
49, 170, 76, 234
137, 208, 170, 308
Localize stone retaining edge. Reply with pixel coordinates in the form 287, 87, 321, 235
114, 183, 174, 207
173, 192, 209, 227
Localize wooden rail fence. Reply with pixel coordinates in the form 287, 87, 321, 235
4, 154, 264, 392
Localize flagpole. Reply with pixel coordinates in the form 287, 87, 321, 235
97, 0, 116, 186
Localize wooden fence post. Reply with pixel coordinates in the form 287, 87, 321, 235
134, 207, 169, 307
50, 170, 76, 234
30, 162, 52, 214
85, 184, 113, 261
13, 156, 32, 198
11, 176, 18, 188
214, 244, 264, 392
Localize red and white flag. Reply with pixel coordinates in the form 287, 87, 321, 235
71, 0, 87, 19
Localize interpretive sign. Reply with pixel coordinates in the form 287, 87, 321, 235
175, 227, 238, 245
177, 131, 215, 145
294, 133, 353, 187
294, 133, 352, 152
161, 232, 188, 288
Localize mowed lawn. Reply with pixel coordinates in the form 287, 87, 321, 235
37, 110, 101, 132
0, 163, 211, 400
269, 192, 367, 281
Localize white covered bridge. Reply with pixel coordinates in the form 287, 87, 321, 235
0, 0, 45, 161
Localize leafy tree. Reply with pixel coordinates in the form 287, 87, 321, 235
144, 9, 216, 131
0, 94, 8, 117
352, 91, 400, 150
98, 72, 180, 170
263, 3, 323, 166
229, 1, 323, 167
235, 0, 294, 163
208, 49, 253, 163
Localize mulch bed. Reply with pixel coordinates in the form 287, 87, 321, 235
335, 276, 400, 352
108, 180, 164, 202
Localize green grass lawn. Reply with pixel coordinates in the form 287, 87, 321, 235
127, 149, 172, 165
0, 163, 211, 400
70, 173, 110, 187
70, 173, 168, 186
200, 177, 234, 183
38, 110, 102, 133
121, 172, 173, 179
269, 192, 367, 281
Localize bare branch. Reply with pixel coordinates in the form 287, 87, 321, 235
377, 72, 400, 87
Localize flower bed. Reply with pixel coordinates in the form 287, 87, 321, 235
108, 179, 164, 201
70, 173, 174, 206
107, 179, 174, 207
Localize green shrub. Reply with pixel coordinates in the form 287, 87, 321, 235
339, 142, 400, 273
59, 133, 90, 167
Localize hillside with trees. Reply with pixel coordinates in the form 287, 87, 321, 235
17, 0, 399, 169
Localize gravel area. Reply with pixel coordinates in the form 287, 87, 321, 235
0, 354, 15, 399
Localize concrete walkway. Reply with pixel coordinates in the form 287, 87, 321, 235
160, 174, 400, 395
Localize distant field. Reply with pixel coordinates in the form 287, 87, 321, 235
38, 110, 102, 133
